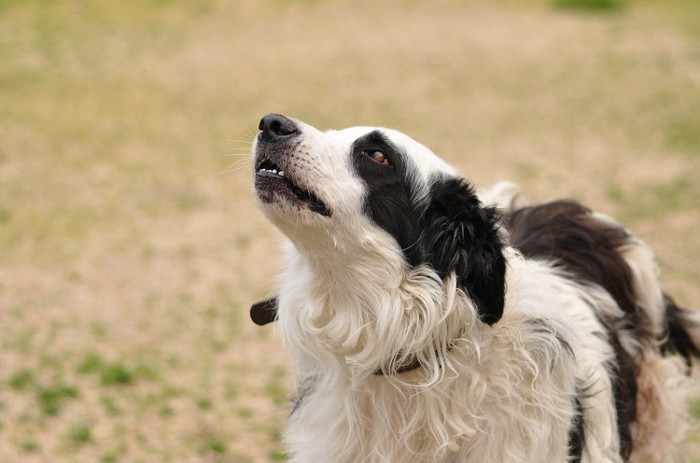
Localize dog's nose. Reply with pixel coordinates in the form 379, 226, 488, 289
258, 114, 299, 143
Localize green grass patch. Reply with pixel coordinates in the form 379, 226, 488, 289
100, 363, 136, 386
267, 425, 287, 461
664, 112, 700, 154
223, 380, 239, 400
198, 437, 227, 455
133, 364, 160, 381
553, 0, 624, 11
269, 449, 288, 462
265, 367, 288, 407
691, 398, 700, 420
19, 440, 41, 453
236, 406, 253, 419
77, 354, 159, 386
37, 384, 79, 416
159, 404, 175, 417
100, 441, 129, 463
65, 423, 93, 445
196, 397, 213, 410
77, 353, 106, 375
101, 396, 122, 416
8, 369, 36, 391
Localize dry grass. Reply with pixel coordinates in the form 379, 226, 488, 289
0, 0, 699, 461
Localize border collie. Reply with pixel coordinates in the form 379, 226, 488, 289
249, 114, 700, 463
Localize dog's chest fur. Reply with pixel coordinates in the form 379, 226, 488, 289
279, 252, 618, 463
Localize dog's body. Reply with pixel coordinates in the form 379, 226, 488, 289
250, 114, 700, 462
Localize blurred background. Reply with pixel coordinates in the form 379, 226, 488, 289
1, 0, 699, 461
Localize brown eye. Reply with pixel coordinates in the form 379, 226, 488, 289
365, 150, 390, 166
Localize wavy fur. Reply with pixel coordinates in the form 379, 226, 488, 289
250, 114, 699, 462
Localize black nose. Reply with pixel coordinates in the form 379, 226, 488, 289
258, 114, 299, 143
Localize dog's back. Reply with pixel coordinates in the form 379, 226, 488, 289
504, 198, 700, 462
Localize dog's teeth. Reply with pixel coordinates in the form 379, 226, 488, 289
258, 167, 285, 177
258, 167, 284, 177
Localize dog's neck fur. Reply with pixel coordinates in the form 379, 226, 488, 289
278, 234, 478, 382
278, 248, 592, 462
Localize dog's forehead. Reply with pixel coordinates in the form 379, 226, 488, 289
326, 126, 458, 177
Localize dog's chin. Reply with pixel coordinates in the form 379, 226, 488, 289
254, 171, 331, 219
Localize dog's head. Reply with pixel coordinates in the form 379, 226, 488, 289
252, 114, 506, 327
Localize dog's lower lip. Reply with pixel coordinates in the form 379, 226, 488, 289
255, 168, 331, 217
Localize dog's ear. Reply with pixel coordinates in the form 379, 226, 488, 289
250, 296, 279, 326
419, 177, 506, 325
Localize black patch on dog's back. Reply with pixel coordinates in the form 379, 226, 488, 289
505, 201, 640, 320
661, 294, 700, 369
504, 200, 640, 459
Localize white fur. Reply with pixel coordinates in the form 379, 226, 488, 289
253, 119, 699, 462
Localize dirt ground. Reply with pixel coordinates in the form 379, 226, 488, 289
1, 1, 699, 462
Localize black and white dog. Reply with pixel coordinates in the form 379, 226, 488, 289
249, 114, 700, 463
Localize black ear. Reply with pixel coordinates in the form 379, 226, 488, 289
250, 296, 279, 326
418, 177, 506, 325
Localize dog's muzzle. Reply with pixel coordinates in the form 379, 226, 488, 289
254, 114, 331, 217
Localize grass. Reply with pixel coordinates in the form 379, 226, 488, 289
199, 437, 227, 455
0, 0, 698, 462
554, 0, 624, 10
8, 370, 36, 391
37, 384, 79, 417
65, 423, 93, 445
692, 398, 700, 420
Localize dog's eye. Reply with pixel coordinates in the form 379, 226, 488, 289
364, 150, 390, 166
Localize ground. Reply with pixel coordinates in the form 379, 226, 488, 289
0, 0, 699, 462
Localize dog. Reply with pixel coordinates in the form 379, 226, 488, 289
249, 114, 700, 462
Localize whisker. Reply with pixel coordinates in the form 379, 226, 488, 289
219, 131, 258, 174
221, 131, 257, 145
246, 130, 258, 143
221, 137, 254, 144
224, 153, 251, 157
221, 158, 253, 175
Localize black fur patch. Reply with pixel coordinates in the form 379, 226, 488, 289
661, 294, 700, 370
351, 134, 506, 325
603, 315, 637, 460
504, 200, 639, 459
250, 297, 279, 326
417, 176, 506, 325
505, 201, 641, 320
568, 392, 585, 463
351, 130, 422, 265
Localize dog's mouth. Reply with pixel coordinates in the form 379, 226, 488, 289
255, 159, 331, 217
